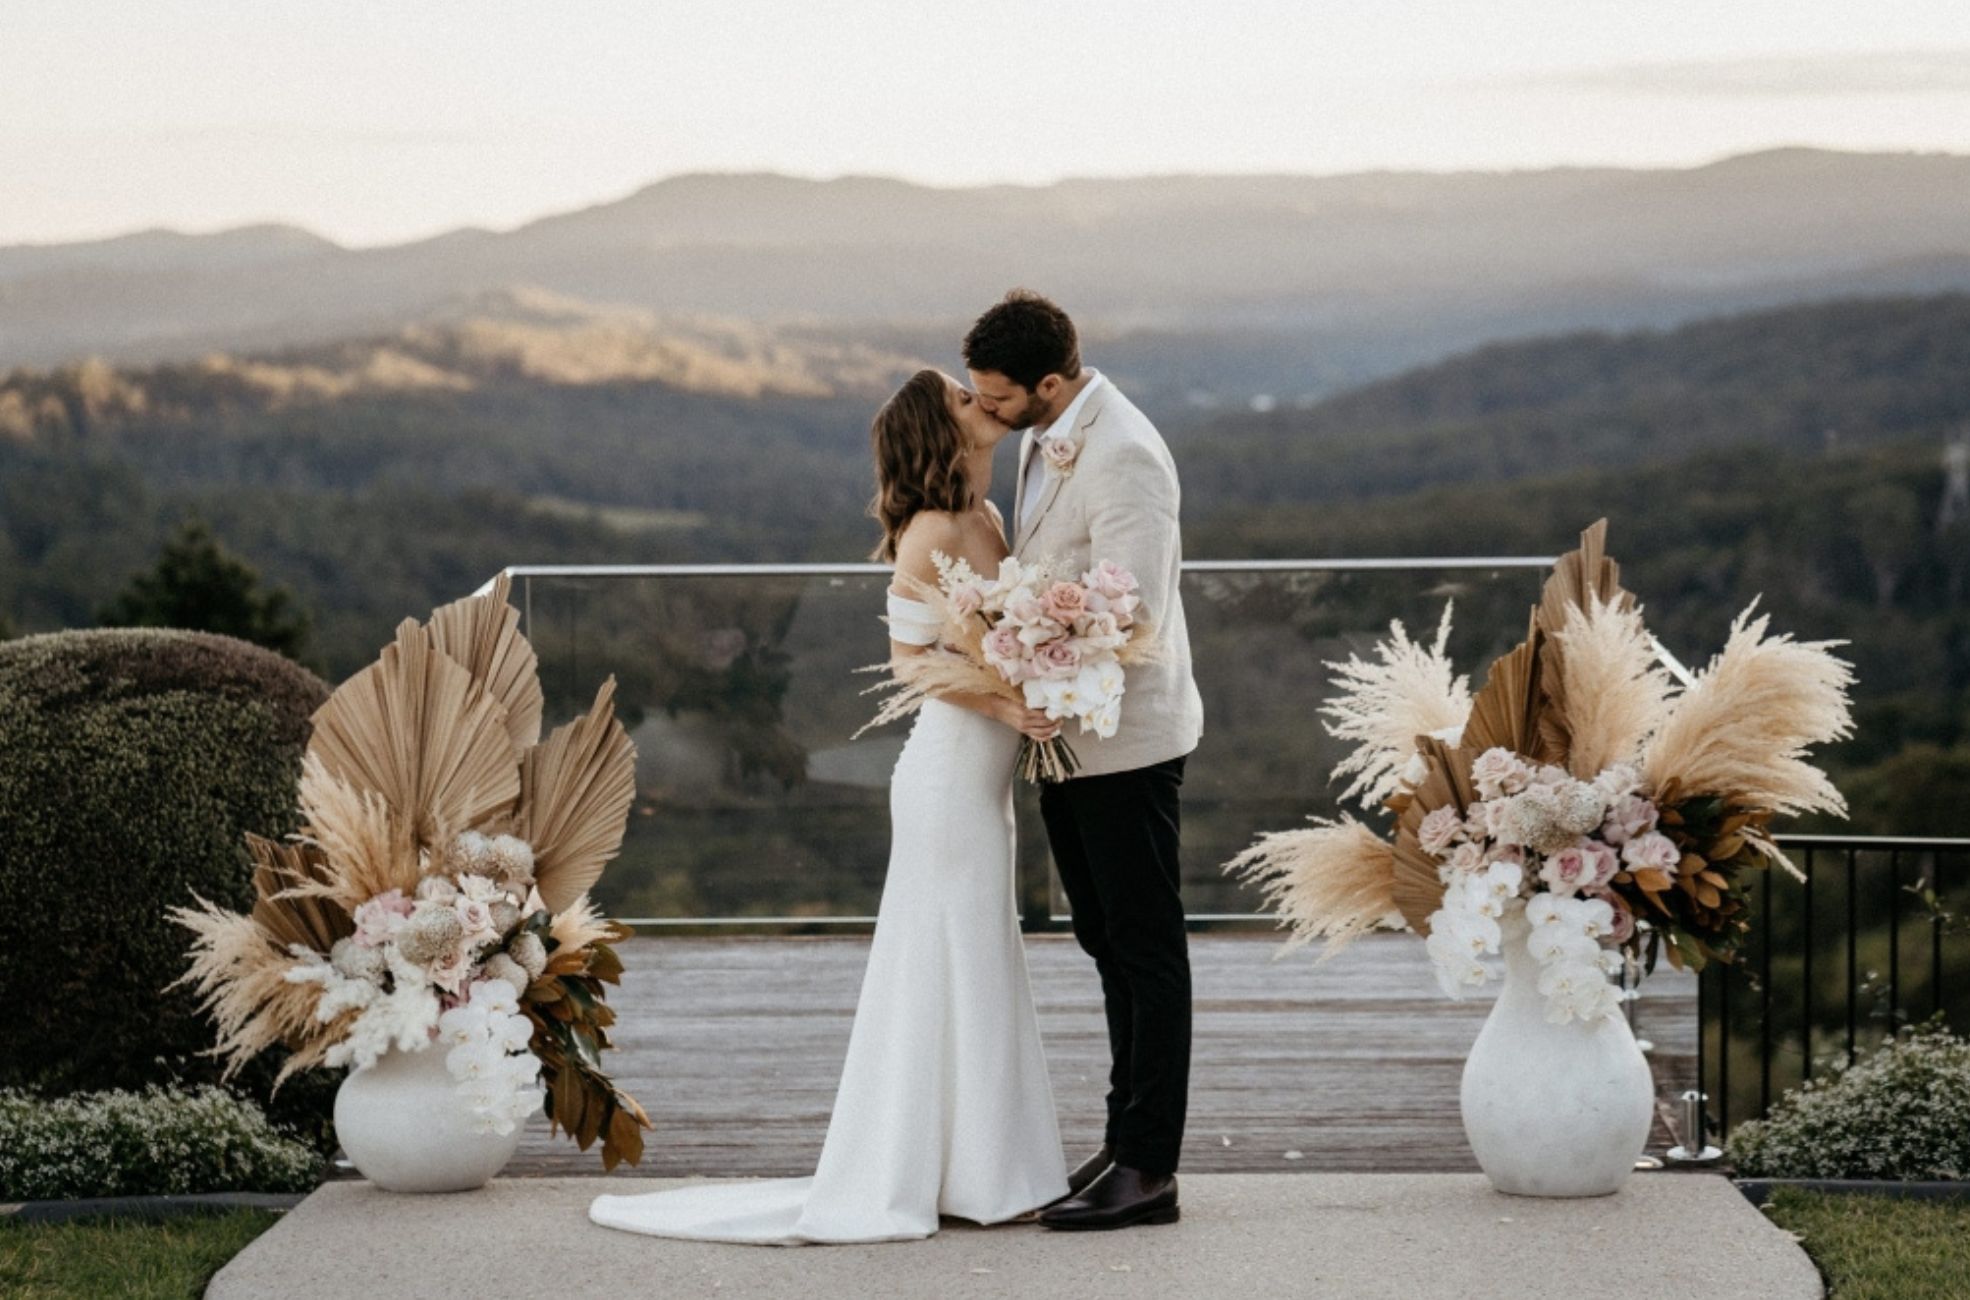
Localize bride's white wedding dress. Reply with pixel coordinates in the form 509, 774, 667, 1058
588, 592, 1068, 1245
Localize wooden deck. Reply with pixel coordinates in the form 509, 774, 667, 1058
507, 932, 1697, 1177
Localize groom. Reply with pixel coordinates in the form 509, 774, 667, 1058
964, 290, 1205, 1231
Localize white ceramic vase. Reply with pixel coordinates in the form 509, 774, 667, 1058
1459, 912, 1656, 1197
333, 1044, 523, 1192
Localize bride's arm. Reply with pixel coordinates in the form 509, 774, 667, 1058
890, 515, 1059, 742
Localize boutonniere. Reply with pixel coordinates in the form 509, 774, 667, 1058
1037, 430, 1081, 478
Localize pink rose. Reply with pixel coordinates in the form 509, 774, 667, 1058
1015, 615, 1063, 650
1043, 581, 1089, 624
1539, 845, 1593, 895
1006, 595, 1047, 626
1446, 841, 1487, 875
1601, 795, 1659, 846
1075, 610, 1126, 650
1417, 806, 1465, 856
1084, 560, 1139, 601
981, 625, 1024, 667
1621, 831, 1681, 875
353, 889, 415, 948
455, 898, 496, 945
428, 947, 471, 995
1040, 435, 1078, 473
948, 584, 984, 618
1593, 890, 1636, 944
1034, 640, 1083, 680
1470, 747, 1530, 800
1581, 841, 1622, 890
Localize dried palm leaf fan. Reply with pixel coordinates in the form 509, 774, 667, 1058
304, 617, 523, 855
518, 677, 638, 913
173, 573, 651, 1168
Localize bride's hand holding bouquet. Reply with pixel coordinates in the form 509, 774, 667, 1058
860, 553, 1157, 782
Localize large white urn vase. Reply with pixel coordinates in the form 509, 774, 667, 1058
1459, 912, 1656, 1197
333, 1045, 523, 1192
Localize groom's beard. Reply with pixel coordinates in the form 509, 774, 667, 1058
1006, 397, 1049, 432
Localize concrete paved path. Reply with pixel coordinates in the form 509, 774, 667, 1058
208, 1173, 1819, 1300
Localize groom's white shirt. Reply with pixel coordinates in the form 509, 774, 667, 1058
1011, 371, 1203, 779
1017, 371, 1106, 536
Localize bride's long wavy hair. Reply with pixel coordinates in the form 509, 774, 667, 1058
868, 368, 973, 562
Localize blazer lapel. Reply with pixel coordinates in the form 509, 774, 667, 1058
1015, 386, 1110, 554
1012, 430, 1036, 538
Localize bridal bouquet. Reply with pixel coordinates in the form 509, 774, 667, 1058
1228, 521, 1855, 1023
171, 576, 653, 1169
859, 552, 1155, 781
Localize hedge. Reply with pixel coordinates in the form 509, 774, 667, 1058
0, 629, 336, 1144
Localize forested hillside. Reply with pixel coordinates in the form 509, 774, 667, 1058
3, 291, 1965, 830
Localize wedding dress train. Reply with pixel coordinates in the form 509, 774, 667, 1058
589, 596, 1068, 1245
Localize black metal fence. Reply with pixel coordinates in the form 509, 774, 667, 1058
1700, 835, 1970, 1140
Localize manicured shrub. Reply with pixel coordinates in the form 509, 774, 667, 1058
0, 629, 336, 1144
1728, 1021, 1970, 1180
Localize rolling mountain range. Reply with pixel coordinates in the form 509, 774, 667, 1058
6, 149, 1970, 405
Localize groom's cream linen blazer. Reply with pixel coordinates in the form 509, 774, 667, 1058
1011, 376, 1204, 779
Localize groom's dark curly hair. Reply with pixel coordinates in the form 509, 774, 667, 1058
962, 289, 1081, 391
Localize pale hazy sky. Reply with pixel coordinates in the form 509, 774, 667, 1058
6, 1, 1970, 247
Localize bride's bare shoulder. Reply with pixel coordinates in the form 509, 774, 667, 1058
892, 511, 965, 587
896, 510, 966, 552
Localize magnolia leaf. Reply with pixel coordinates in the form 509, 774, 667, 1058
1708, 835, 1746, 861
587, 944, 624, 983
546, 949, 590, 977
606, 1106, 645, 1170
576, 1080, 602, 1150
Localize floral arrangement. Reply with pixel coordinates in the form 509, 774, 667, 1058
1228, 521, 1855, 1023
171, 575, 652, 1169
860, 552, 1153, 781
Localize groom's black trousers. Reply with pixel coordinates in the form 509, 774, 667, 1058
1038, 752, 1191, 1177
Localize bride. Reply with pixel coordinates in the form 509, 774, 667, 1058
589, 369, 1075, 1245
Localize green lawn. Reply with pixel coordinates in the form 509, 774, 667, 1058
1765, 1189, 1970, 1300
0, 1210, 279, 1299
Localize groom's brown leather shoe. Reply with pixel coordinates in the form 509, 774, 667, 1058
1038, 1164, 1179, 1231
